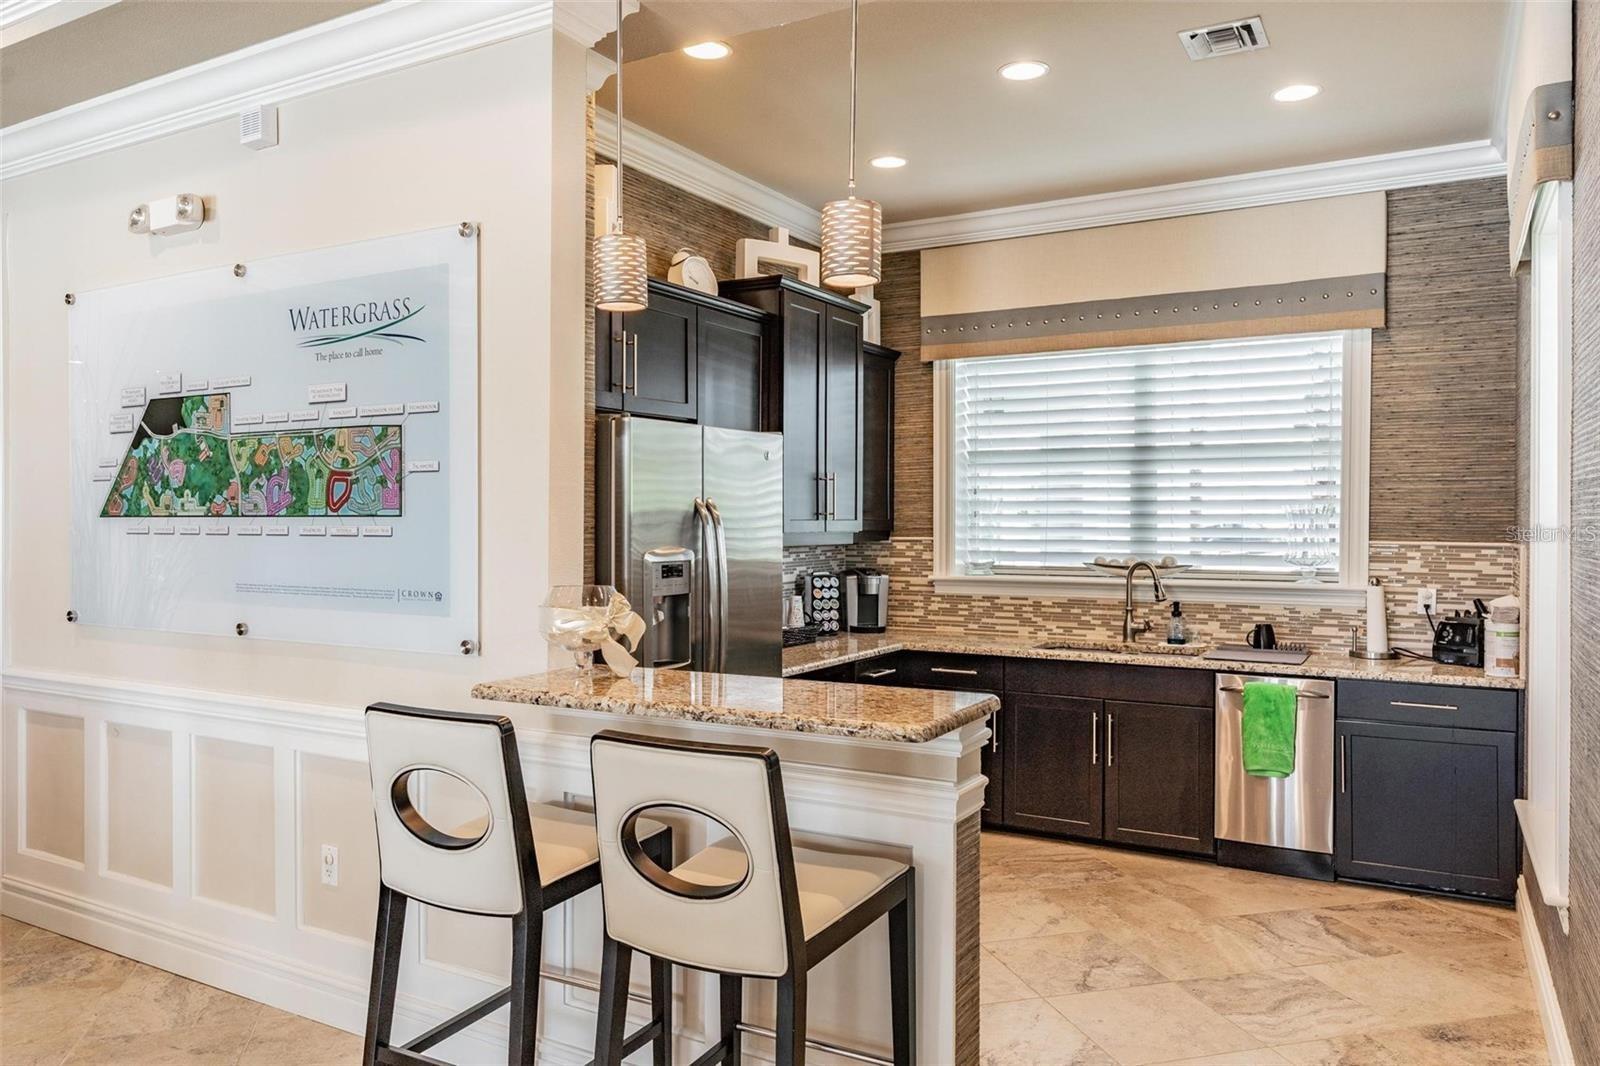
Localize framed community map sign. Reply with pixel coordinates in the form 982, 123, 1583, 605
68, 225, 479, 654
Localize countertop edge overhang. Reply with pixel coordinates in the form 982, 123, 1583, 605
781, 631, 1526, 691
472, 668, 1000, 743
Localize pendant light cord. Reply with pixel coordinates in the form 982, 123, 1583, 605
614, 0, 626, 230
846, 0, 858, 193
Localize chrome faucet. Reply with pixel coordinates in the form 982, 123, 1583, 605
1122, 561, 1168, 642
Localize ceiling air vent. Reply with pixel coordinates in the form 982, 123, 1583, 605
1179, 16, 1270, 61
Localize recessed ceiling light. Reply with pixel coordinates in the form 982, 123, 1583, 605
869, 155, 907, 169
999, 60, 1050, 81
682, 40, 732, 60
1272, 83, 1321, 103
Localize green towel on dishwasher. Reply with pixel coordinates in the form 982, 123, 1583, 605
1241, 681, 1297, 777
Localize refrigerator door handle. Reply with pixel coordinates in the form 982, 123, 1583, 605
694, 497, 719, 673
706, 498, 731, 672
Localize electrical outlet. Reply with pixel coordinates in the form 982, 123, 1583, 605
320, 844, 339, 887
1416, 587, 1437, 615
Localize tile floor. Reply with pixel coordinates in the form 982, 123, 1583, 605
979, 831, 1548, 1066
0, 916, 360, 1065
0, 832, 1551, 1065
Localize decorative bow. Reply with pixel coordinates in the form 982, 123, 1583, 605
545, 593, 646, 676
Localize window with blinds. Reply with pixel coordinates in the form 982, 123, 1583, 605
949, 331, 1348, 578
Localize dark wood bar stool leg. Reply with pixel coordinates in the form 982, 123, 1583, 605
507, 908, 543, 1066
888, 873, 916, 1066
650, 956, 672, 1066
363, 885, 408, 1066
774, 972, 807, 1066
719, 975, 743, 1065
594, 933, 635, 1066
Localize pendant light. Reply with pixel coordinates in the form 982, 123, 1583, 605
593, 0, 648, 312
819, 0, 882, 289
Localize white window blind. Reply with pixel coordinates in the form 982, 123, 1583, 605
950, 332, 1346, 577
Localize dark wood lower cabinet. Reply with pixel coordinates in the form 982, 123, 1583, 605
1103, 701, 1215, 856
1335, 719, 1517, 899
1002, 694, 1103, 837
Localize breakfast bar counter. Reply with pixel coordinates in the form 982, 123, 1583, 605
471, 666, 995, 1065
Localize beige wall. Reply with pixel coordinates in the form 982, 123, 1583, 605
1, 31, 587, 710
1, 27, 594, 1035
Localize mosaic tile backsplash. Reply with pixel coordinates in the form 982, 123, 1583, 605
784, 538, 1521, 654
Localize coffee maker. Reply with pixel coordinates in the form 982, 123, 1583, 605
845, 568, 889, 633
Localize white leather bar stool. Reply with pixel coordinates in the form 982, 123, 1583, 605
363, 703, 673, 1066
589, 730, 915, 1066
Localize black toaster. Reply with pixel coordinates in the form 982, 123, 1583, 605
1432, 606, 1485, 667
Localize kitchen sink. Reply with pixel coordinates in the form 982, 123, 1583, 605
1033, 639, 1209, 657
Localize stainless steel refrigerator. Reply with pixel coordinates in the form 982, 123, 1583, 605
596, 414, 784, 677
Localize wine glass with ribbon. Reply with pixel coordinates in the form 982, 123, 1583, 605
538, 585, 646, 674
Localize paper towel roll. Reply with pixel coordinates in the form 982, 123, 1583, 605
1365, 582, 1389, 653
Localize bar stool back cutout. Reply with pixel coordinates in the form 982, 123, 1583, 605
589, 729, 915, 1066
362, 703, 672, 1066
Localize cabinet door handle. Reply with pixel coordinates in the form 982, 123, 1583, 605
861, 667, 897, 679
1091, 710, 1099, 765
1340, 734, 1348, 793
815, 475, 827, 519
827, 472, 838, 519
619, 330, 629, 393
930, 667, 979, 676
1107, 712, 1115, 765
1389, 700, 1457, 712
629, 334, 640, 395
991, 713, 1000, 754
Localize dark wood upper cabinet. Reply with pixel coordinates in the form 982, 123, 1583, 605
720, 275, 878, 543
698, 310, 766, 432
594, 279, 767, 428
778, 294, 827, 533
859, 342, 899, 538
1003, 692, 1103, 838
822, 307, 864, 533
1103, 700, 1215, 856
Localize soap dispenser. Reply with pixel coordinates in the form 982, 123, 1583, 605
1166, 602, 1188, 645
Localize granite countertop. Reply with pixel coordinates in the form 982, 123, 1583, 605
782, 630, 1525, 690
471, 667, 999, 743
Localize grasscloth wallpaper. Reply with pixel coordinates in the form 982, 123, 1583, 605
1527, 3, 1600, 1058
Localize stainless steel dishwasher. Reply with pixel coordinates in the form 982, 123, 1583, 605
1214, 673, 1337, 879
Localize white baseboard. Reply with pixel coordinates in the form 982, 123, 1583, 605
1517, 876, 1577, 1065
0, 874, 593, 1065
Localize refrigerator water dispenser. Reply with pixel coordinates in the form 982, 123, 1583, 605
641, 547, 694, 669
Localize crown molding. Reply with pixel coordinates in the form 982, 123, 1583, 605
883, 140, 1507, 252
0, 0, 557, 181
594, 109, 822, 244
552, 0, 633, 50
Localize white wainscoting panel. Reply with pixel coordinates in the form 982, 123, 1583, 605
104, 721, 174, 888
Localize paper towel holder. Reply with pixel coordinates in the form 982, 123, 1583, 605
1348, 577, 1400, 660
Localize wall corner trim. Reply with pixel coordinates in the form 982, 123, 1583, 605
592, 109, 822, 245
1517, 876, 1578, 1065
883, 141, 1507, 252
0, 0, 558, 181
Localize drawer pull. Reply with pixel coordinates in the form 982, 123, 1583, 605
1218, 686, 1328, 700
930, 667, 980, 676
1389, 700, 1458, 712
861, 668, 897, 679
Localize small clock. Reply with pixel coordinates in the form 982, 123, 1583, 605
667, 248, 717, 294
